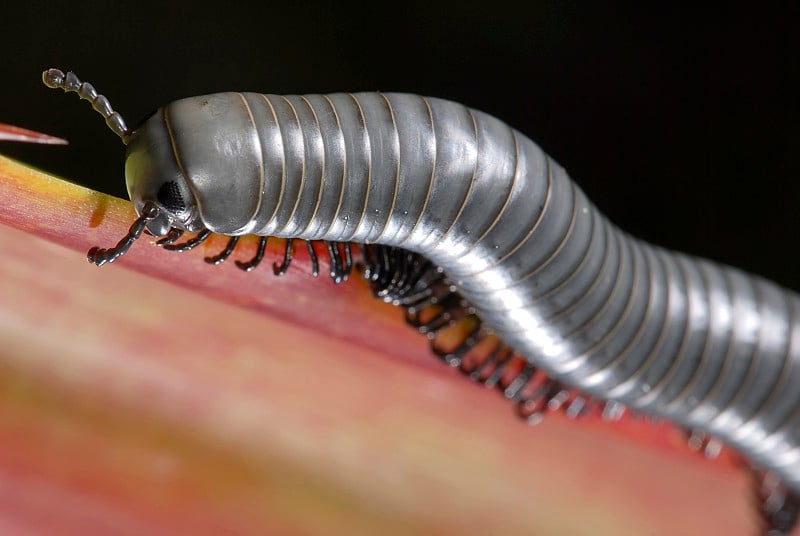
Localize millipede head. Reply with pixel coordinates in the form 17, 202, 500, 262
42, 68, 179, 262
42, 67, 204, 258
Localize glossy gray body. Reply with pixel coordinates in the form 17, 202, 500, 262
126, 91, 800, 491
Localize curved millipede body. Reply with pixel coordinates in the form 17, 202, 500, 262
43, 68, 800, 534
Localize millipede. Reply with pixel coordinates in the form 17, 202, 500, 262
42, 67, 800, 535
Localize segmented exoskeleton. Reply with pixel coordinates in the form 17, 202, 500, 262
43, 68, 800, 534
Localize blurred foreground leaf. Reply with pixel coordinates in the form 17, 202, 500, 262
0, 154, 766, 534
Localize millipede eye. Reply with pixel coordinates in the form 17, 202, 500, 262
157, 181, 186, 213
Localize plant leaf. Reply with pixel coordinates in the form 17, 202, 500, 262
0, 123, 68, 145
0, 154, 763, 534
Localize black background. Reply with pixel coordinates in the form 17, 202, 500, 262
1, 2, 798, 289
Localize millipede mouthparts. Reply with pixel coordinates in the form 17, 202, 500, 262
43, 67, 800, 535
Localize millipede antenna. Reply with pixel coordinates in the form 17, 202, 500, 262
42, 68, 130, 144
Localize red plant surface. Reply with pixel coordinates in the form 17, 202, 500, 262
0, 122, 68, 144
0, 153, 779, 534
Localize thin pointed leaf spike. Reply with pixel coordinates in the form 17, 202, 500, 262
0, 123, 68, 145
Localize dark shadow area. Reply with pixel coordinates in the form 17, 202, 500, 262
1, 1, 798, 288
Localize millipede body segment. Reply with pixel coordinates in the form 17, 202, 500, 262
43, 68, 800, 534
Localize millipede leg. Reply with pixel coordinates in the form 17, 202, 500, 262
305, 241, 319, 277
374, 246, 393, 287
326, 242, 345, 283
504, 364, 537, 401
431, 321, 481, 366
482, 348, 515, 388
513, 380, 550, 424
273, 239, 294, 276
403, 276, 455, 311
359, 244, 375, 279
415, 294, 468, 334
416, 309, 453, 334
546, 389, 572, 411
464, 344, 510, 382
384, 248, 405, 291
325, 241, 353, 284
342, 243, 353, 278
236, 236, 268, 272
757, 471, 800, 535
564, 395, 587, 418
565, 395, 599, 419
205, 236, 240, 265
156, 228, 184, 246
87, 201, 160, 266
360, 244, 612, 431
600, 400, 627, 421
516, 379, 563, 425
393, 253, 431, 297
160, 229, 211, 252
686, 430, 723, 459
